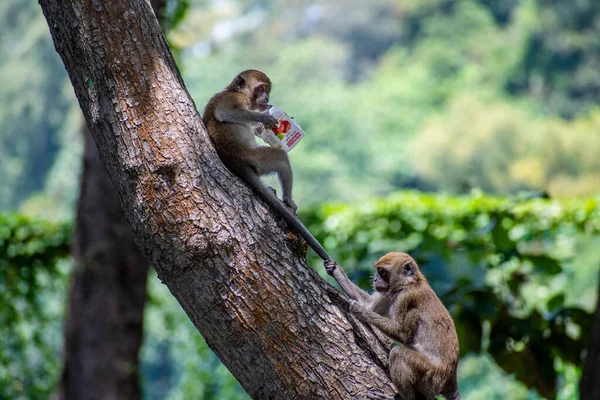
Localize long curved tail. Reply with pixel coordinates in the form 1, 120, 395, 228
241, 172, 331, 261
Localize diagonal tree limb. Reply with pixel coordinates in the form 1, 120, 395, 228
39, 0, 396, 397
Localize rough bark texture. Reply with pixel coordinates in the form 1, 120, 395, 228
39, 1, 396, 398
57, 127, 149, 400
580, 270, 600, 400
56, 2, 165, 400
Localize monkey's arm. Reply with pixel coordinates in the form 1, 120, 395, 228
215, 105, 275, 126
349, 300, 416, 344
325, 261, 372, 303
253, 125, 265, 136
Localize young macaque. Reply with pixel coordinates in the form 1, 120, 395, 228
202, 69, 330, 261
325, 252, 460, 400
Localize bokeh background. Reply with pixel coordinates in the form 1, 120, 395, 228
2, 0, 600, 399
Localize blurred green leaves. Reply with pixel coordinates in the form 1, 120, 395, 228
410, 95, 600, 197
0, 1, 81, 212
5, 0, 600, 214
0, 214, 71, 399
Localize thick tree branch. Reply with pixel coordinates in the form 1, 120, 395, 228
39, 0, 395, 397
58, 126, 149, 400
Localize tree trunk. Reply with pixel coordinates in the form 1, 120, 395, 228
58, 127, 149, 400
580, 270, 600, 400
39, 1, 395, 398
57, 2, 165, 399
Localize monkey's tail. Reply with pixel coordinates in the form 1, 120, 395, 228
242, 173, 331, 261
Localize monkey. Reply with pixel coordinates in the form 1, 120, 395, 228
324, 252, 460, 400
202, 69, 331, 261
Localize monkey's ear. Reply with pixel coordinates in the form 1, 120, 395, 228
405, 262, 416, 277
233, 75, 246, 89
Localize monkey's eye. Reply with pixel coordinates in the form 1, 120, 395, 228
378, 269, 388, 280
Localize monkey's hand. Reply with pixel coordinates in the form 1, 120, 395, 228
324, 260, 339, 276
261, 115, 279, 130
266, 186, 278, 197
348, 299, 369, 319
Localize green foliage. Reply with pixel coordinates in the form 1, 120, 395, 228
161, 0, 191, 34
506, 0, 600, 118
410, 96, 600, 196
5, 0, 600, 213
0, 1, 81, 211
302, 191, 598, 398
458, 353, 532, 399
0, 214, 71, 399
139, 189, 597, 399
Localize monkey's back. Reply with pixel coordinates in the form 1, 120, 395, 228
202, 91, 234, 142
415, 286, 459, 370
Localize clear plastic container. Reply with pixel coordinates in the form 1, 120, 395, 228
256, 105, 305, 152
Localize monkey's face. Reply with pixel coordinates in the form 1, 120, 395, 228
227, 70, 272, 111
252, 82, 270, 111
373, 267, 391, 292
374, 252, 420, 292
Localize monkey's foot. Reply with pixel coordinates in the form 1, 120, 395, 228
283, 197, 297, 213
265, 186, 278, 197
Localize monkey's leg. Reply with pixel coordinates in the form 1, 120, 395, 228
389, 347, 438, 400
253, 147, 296, 210
389, 347, 418, 400
265, 186, 278, 197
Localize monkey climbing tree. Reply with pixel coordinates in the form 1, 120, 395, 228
39, 0, 396, 398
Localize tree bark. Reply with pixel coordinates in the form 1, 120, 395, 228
580, 270, 600, 400
39, 1, 395, 398
57, 2, 164, 400
58, 127, 149, 400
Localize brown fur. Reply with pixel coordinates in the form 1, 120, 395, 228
202, 70, 331, 261
325, 253, 460, 400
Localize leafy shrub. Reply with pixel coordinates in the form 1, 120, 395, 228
304, 190, 598, 398
0, 214, 71, 399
